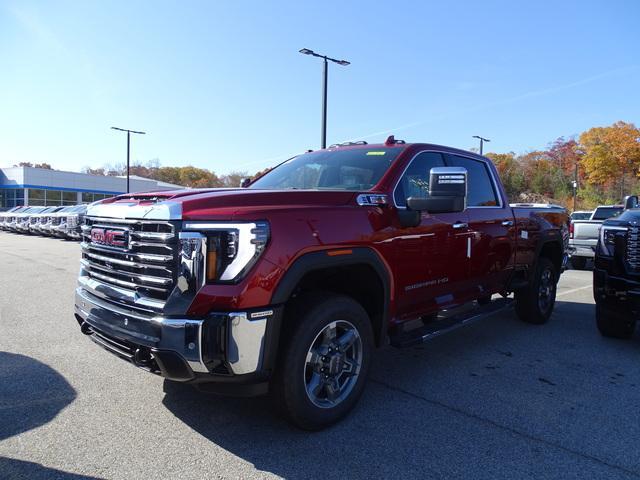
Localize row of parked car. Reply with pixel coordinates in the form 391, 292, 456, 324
0, 205, 86, 239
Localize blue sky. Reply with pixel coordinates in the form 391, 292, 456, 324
1, 1, 638, 175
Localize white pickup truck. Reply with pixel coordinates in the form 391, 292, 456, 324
569, 205, 623, 269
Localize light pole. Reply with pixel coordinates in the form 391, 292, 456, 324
472, 135, 490, 155
299, 48, 350, 149
111, 127, 146, 193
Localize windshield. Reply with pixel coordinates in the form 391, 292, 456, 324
592, 207, 623, 220
249, 147, 405, 191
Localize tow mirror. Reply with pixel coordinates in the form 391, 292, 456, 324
239, 178, 251, 188
406, 167, 467, 214
624, 195, 638, 210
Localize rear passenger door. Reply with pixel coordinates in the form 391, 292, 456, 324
445, 154, 515, 296
392, 151, 471, 319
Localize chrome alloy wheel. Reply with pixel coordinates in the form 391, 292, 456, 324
538, 267, 555, 313
304, 320, 363, 409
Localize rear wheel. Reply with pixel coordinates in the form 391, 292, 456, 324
272, 293, 373, 430
515, 257, 557, 324
596, 301, 636, 339
570, 256, 587, 270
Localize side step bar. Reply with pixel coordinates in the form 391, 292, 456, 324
390, 297, 514, 348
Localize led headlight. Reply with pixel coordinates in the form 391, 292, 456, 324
598, 226, 627, 256
182, 221, 270, 284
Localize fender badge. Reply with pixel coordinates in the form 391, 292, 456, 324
251, 310, 273, 319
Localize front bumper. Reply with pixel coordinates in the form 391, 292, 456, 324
74, 286, 280, 393
569, 242, 596, 259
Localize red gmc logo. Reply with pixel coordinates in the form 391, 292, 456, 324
91, 228, 128, 248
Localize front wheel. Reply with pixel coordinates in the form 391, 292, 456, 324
272, 293, 374, 430
596, 302, 636, 339
515, 257, 557, 324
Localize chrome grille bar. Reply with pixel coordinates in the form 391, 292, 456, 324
627, 227, 640, 270
80, 217, 179, 306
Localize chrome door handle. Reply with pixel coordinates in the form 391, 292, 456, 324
453, 222, 469, 229
502, 220, 514, 227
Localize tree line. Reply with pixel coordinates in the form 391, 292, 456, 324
485, 121, 640, 209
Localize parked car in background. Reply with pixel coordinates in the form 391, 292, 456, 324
54, 205, 87, 239
15, 207, 46, 233
594, 195, 640, 338
31, 207, 66, 235
41, 205, 77, 237
570, 210, 593, 221
569, 205, 624, 269
0, 206, 26, 230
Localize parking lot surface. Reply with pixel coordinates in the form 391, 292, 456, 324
1, 232, 640, 479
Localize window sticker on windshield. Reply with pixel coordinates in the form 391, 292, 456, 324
366, 151, 386, 156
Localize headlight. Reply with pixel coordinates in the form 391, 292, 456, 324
180, 221, 270, 285
599, 226, 627, 256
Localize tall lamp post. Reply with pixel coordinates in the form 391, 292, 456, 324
299, 48, 350, 149
111, 127, 146, 193
472, 135, 490, 155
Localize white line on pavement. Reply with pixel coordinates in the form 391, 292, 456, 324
557, 285, 592, 298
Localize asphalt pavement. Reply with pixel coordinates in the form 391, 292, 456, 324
1, 232, 640, 480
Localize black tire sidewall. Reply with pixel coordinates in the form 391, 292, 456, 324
596, 300, 636, 339
516, 257, 557, 324
274, 294, 374, 430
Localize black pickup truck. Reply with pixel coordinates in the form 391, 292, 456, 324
594, 195, 640, 338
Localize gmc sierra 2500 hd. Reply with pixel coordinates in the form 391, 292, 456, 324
74, 138, 569, 429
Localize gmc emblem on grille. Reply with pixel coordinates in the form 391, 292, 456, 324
90, 228, 128, 249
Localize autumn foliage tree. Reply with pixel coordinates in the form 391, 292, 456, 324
579, 121, 640, 199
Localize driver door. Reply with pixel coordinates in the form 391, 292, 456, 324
392, 151, 471, 321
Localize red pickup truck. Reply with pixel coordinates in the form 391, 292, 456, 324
74, 138, 568, 429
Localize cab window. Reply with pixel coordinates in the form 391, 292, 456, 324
447, 155, 499, 207
394, 152, 445, 207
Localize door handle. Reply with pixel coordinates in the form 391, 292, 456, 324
502, 220, 514, 227
453, 222, 469, 229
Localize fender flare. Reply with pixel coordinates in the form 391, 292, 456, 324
534, 231, 565, 274
271, 247, 392, 346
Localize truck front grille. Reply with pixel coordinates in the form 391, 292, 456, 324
80, 217, 179, 308
627, 227, 640, 270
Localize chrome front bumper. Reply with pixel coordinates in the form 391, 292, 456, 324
74, 286, 270, 381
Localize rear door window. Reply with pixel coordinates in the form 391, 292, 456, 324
447, 155, 499, 207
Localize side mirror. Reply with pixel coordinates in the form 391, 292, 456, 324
624, 195, 638, 210
406, 167, 467, 213
239, 178, 251, 188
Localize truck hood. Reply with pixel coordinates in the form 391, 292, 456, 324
87, 188, 357, 220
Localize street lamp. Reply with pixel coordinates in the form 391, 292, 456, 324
472, 135, 490, 155
299, 48, 350, 149
111, 127, 146, 193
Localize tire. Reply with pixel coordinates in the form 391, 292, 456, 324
271, 293, 374, 430
571, 257, 587, 270
515, 257, 557, 324
596, 301, 636, 339
477, 295, 492, 306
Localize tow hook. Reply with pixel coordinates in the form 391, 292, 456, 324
80, 321, 92, 335
134, 348, 154, 367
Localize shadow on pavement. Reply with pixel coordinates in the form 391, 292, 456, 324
0, 352, 97, 480
0, 457, 103, 480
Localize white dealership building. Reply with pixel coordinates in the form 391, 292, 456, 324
0, 166, 184, 209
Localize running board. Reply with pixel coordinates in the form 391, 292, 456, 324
390, 297, 514, 348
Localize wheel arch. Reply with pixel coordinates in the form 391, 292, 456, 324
271, 248, 392, 347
